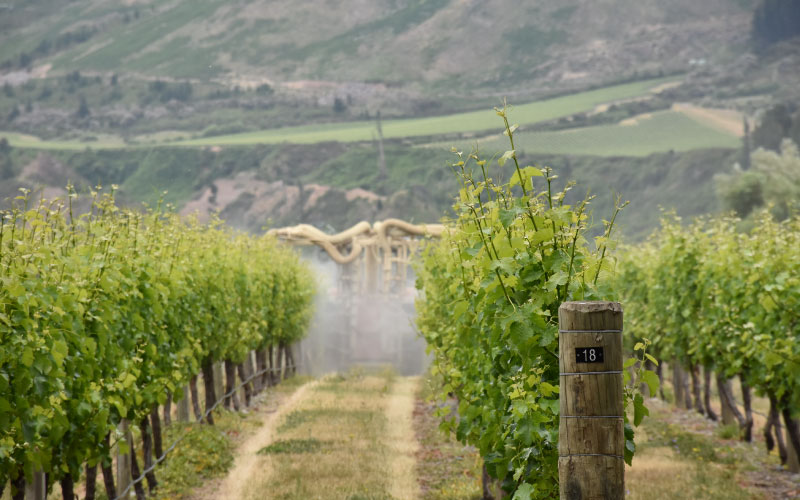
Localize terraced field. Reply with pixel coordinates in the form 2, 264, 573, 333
436, 110, 740, 157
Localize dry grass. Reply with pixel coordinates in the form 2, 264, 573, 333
387, 377, 422, 500
215, 379, 319, 500
625, 397, 788, 500
626, 446, 753, 500
413, 375, 482, 500
243, 369, 420, 500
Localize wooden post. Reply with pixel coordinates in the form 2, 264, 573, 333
177, 385, 190, 422
559, 301, 624, 500
116, 419, 133, 497
214, 362, 225, 405
24, 470, 46, 500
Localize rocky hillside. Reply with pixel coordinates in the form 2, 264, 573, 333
1, 0, 755, 93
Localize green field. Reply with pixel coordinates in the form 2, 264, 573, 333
436, 110, 740, 157
166, 77, 678, 147
0, 77, 677, 151
0, 131, 127, 151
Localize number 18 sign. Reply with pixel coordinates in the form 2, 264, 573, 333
575, 347, 604, 363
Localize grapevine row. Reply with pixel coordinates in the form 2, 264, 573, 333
616, 211, 800, 466
413, 107, 645, 500
0, 187, 315, 497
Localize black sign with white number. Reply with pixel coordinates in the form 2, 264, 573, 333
575, 347, 604, 363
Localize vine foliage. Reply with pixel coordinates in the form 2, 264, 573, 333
414, 105, 651, 499
0, 187, 314, 493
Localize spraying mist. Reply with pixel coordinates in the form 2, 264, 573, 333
295, 251, 429, 376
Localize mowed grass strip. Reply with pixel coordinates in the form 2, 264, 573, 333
168, 77, 679, 147
435, 110, 740, 157
0, 131, 128, 151
243, 370, 400, 500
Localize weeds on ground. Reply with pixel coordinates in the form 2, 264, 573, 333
257, 438, 328, 455
150, 422, 235, 499
642, 419, 741, 464
415, 371, 482, 500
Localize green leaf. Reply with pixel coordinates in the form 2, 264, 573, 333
499, 209, 517, 229
539, 382, 558, 397
498, 150, 515, 166
633, 393, 649, 427
21, 348, 34, 367
51, 340, 68, 365
530, 227, 554, 246
624, 422, 635, 465
641, 370, 660, 397
623, 357, 638, 369
512, 483, 534, 500
521, 166, 543, 178
452, 300, 468, 320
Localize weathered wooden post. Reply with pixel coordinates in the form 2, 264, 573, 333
214, 362, 225, 405
559, 301, 624, 500
24, 470, 46, 500
177, 385, 190, 422
116, 419, 133, 497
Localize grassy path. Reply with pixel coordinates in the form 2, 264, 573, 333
176, 368, 796, 499
387, 377, 422, 500
213, 379, 320, 500
224, 370, 421, 499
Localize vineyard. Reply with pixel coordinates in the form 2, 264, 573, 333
617, 211, 800, 469
412, 108, 799, 498
3, 0, 800, 497
1, 108, 798, 500
0, 187, 315, 499
413, 107, 656, 498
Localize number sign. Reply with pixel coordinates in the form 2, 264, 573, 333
575, 347, 604, 363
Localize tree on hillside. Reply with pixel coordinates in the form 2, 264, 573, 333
0, 138, 13, 180
77, 95, 90, 118
752, 104, 799, 152
752, 139, 800, 219
752, 0, 800, 48
6, 105, 19, 122
741, 118, 751, 170
333, 97, 347, 113
718, 138, 800, 220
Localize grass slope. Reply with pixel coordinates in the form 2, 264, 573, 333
434, 111, 740, 157
0, 131, 126, 151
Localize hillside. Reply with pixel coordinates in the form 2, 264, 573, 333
1, 0, 795, 242
1, 0, 755, 93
